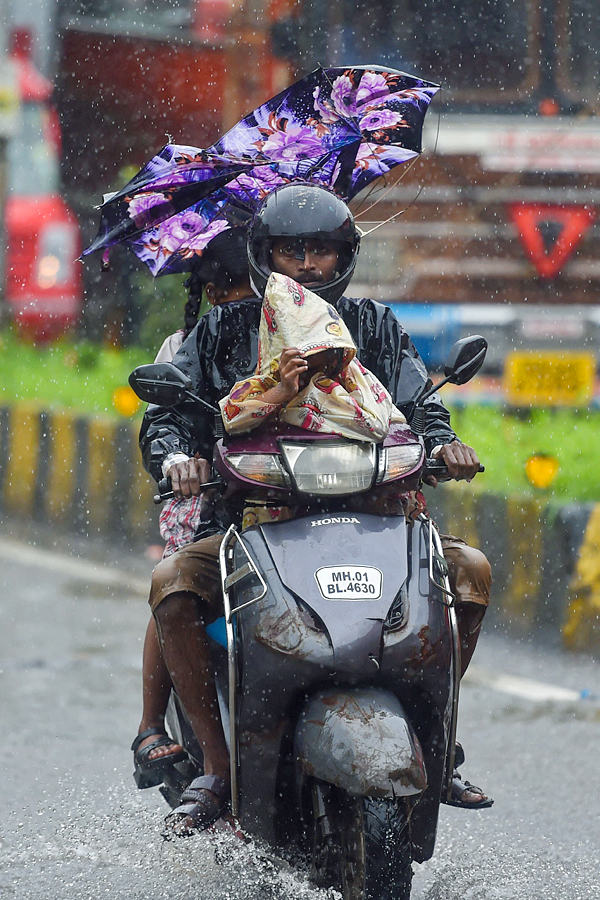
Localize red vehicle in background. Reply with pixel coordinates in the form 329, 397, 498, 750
5, 28, 82, 342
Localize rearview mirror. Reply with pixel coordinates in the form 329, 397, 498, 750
129, 363, 193, 407
444, 335, 488, 385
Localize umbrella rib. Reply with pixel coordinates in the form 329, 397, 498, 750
354, 153, 421, 220
360, 181, 425, 237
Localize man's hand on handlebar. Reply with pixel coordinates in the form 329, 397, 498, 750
167, 457, 211, 499
424, 441, 481, 488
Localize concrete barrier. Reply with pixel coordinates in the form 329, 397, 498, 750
1, 402, 598, 648
0, 403, 157, 543
424, 485, 599, 650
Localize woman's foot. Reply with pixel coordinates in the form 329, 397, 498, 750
132, 728, 188, 789
134, 728, 184, 762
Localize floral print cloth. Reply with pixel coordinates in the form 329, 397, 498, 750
219, 273, 406, 443
84, 66, 438, 277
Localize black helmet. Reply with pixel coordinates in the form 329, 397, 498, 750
248, 183, 360, 303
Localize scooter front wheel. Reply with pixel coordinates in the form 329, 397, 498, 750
310, 783, 412, 900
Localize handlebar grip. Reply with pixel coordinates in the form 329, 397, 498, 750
424, 460, 485, 477
152, 477, 226, 504
153, 476, 174, 504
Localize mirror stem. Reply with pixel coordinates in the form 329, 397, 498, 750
419, 373, 453, 405
185, 391, 220, 415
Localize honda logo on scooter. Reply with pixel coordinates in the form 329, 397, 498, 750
311, 516, 360, 527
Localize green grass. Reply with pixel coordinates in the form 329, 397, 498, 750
0, 329, 148, 418
449, 403, 600, 503
1, 329, 599, 501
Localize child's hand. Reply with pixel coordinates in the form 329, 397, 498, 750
262, 347, 308, 406
279, 347, 309, 398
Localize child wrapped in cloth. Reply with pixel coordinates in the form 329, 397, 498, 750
219, 272, 411, 526
221, 272, 407, 440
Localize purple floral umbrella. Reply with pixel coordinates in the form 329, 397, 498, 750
83, 66, 439, 277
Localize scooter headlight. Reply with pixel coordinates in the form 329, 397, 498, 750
379, 444, 424, 483
226, 453, 289, 487
280, 440, 376, 495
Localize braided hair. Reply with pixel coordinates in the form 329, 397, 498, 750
182, 227, 250, 338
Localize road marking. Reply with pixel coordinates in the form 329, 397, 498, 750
464, 665, 583, 703
0, 538, 149, 595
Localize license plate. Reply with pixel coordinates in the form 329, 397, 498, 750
315, 565, 383, 600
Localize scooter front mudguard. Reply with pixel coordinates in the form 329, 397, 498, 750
294, 687, 427, 799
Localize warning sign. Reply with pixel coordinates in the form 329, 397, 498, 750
504, 351, 596, 407
508, 204, 596, 279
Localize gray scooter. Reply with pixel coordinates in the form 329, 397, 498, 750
130, 335, 487, 900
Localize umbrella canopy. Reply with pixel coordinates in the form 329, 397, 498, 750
83, 66, 439, 277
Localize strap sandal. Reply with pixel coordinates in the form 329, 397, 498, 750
443, 769, 494, 810
131, 728, 188, 790
163, 775, 231, 838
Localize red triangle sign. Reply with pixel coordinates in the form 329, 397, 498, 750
508, 204, 596, 279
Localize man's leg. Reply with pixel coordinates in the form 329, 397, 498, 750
441, 536, 491, 677
441, 535, 493, 808
455, 602, 487, 678
148, 533, 230, 830
153, 591, 229, 784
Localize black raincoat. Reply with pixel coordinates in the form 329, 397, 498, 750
139, 295, 457, 482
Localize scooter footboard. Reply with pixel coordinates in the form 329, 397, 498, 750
294, 687, 427, 799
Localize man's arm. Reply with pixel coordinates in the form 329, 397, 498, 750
339, 297, 456, 450
394, 326, 480, 481
339, 297, 479, 481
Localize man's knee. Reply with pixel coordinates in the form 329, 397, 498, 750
153, 588, 200, 629
458, 545, 492, 592
150, 554, 201, 621
442, 539, 491, 607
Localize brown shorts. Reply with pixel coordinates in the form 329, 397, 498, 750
148, 530, 490, 617
441, 534, 491, 608
148, 532, 224, 620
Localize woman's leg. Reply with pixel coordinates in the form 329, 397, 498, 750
136, 616, 183, 759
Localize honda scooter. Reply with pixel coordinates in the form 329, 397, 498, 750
130, 335, 487, 900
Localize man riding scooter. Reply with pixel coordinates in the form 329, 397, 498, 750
139, 182, 492, 834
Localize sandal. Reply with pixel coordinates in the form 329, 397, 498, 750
131, 728, 188, 790
163, 775, 230, 838
444, 770, 494, 809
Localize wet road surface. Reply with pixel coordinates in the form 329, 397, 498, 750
1, 525, 599, 899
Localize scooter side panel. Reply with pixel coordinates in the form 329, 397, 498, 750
294, 687, 427, 798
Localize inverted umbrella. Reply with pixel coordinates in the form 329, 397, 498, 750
83, 66, 439, 276
213, 64, 439, 199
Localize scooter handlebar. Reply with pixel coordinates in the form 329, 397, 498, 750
153, 476, 225, 504
153, 463, 484, 503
